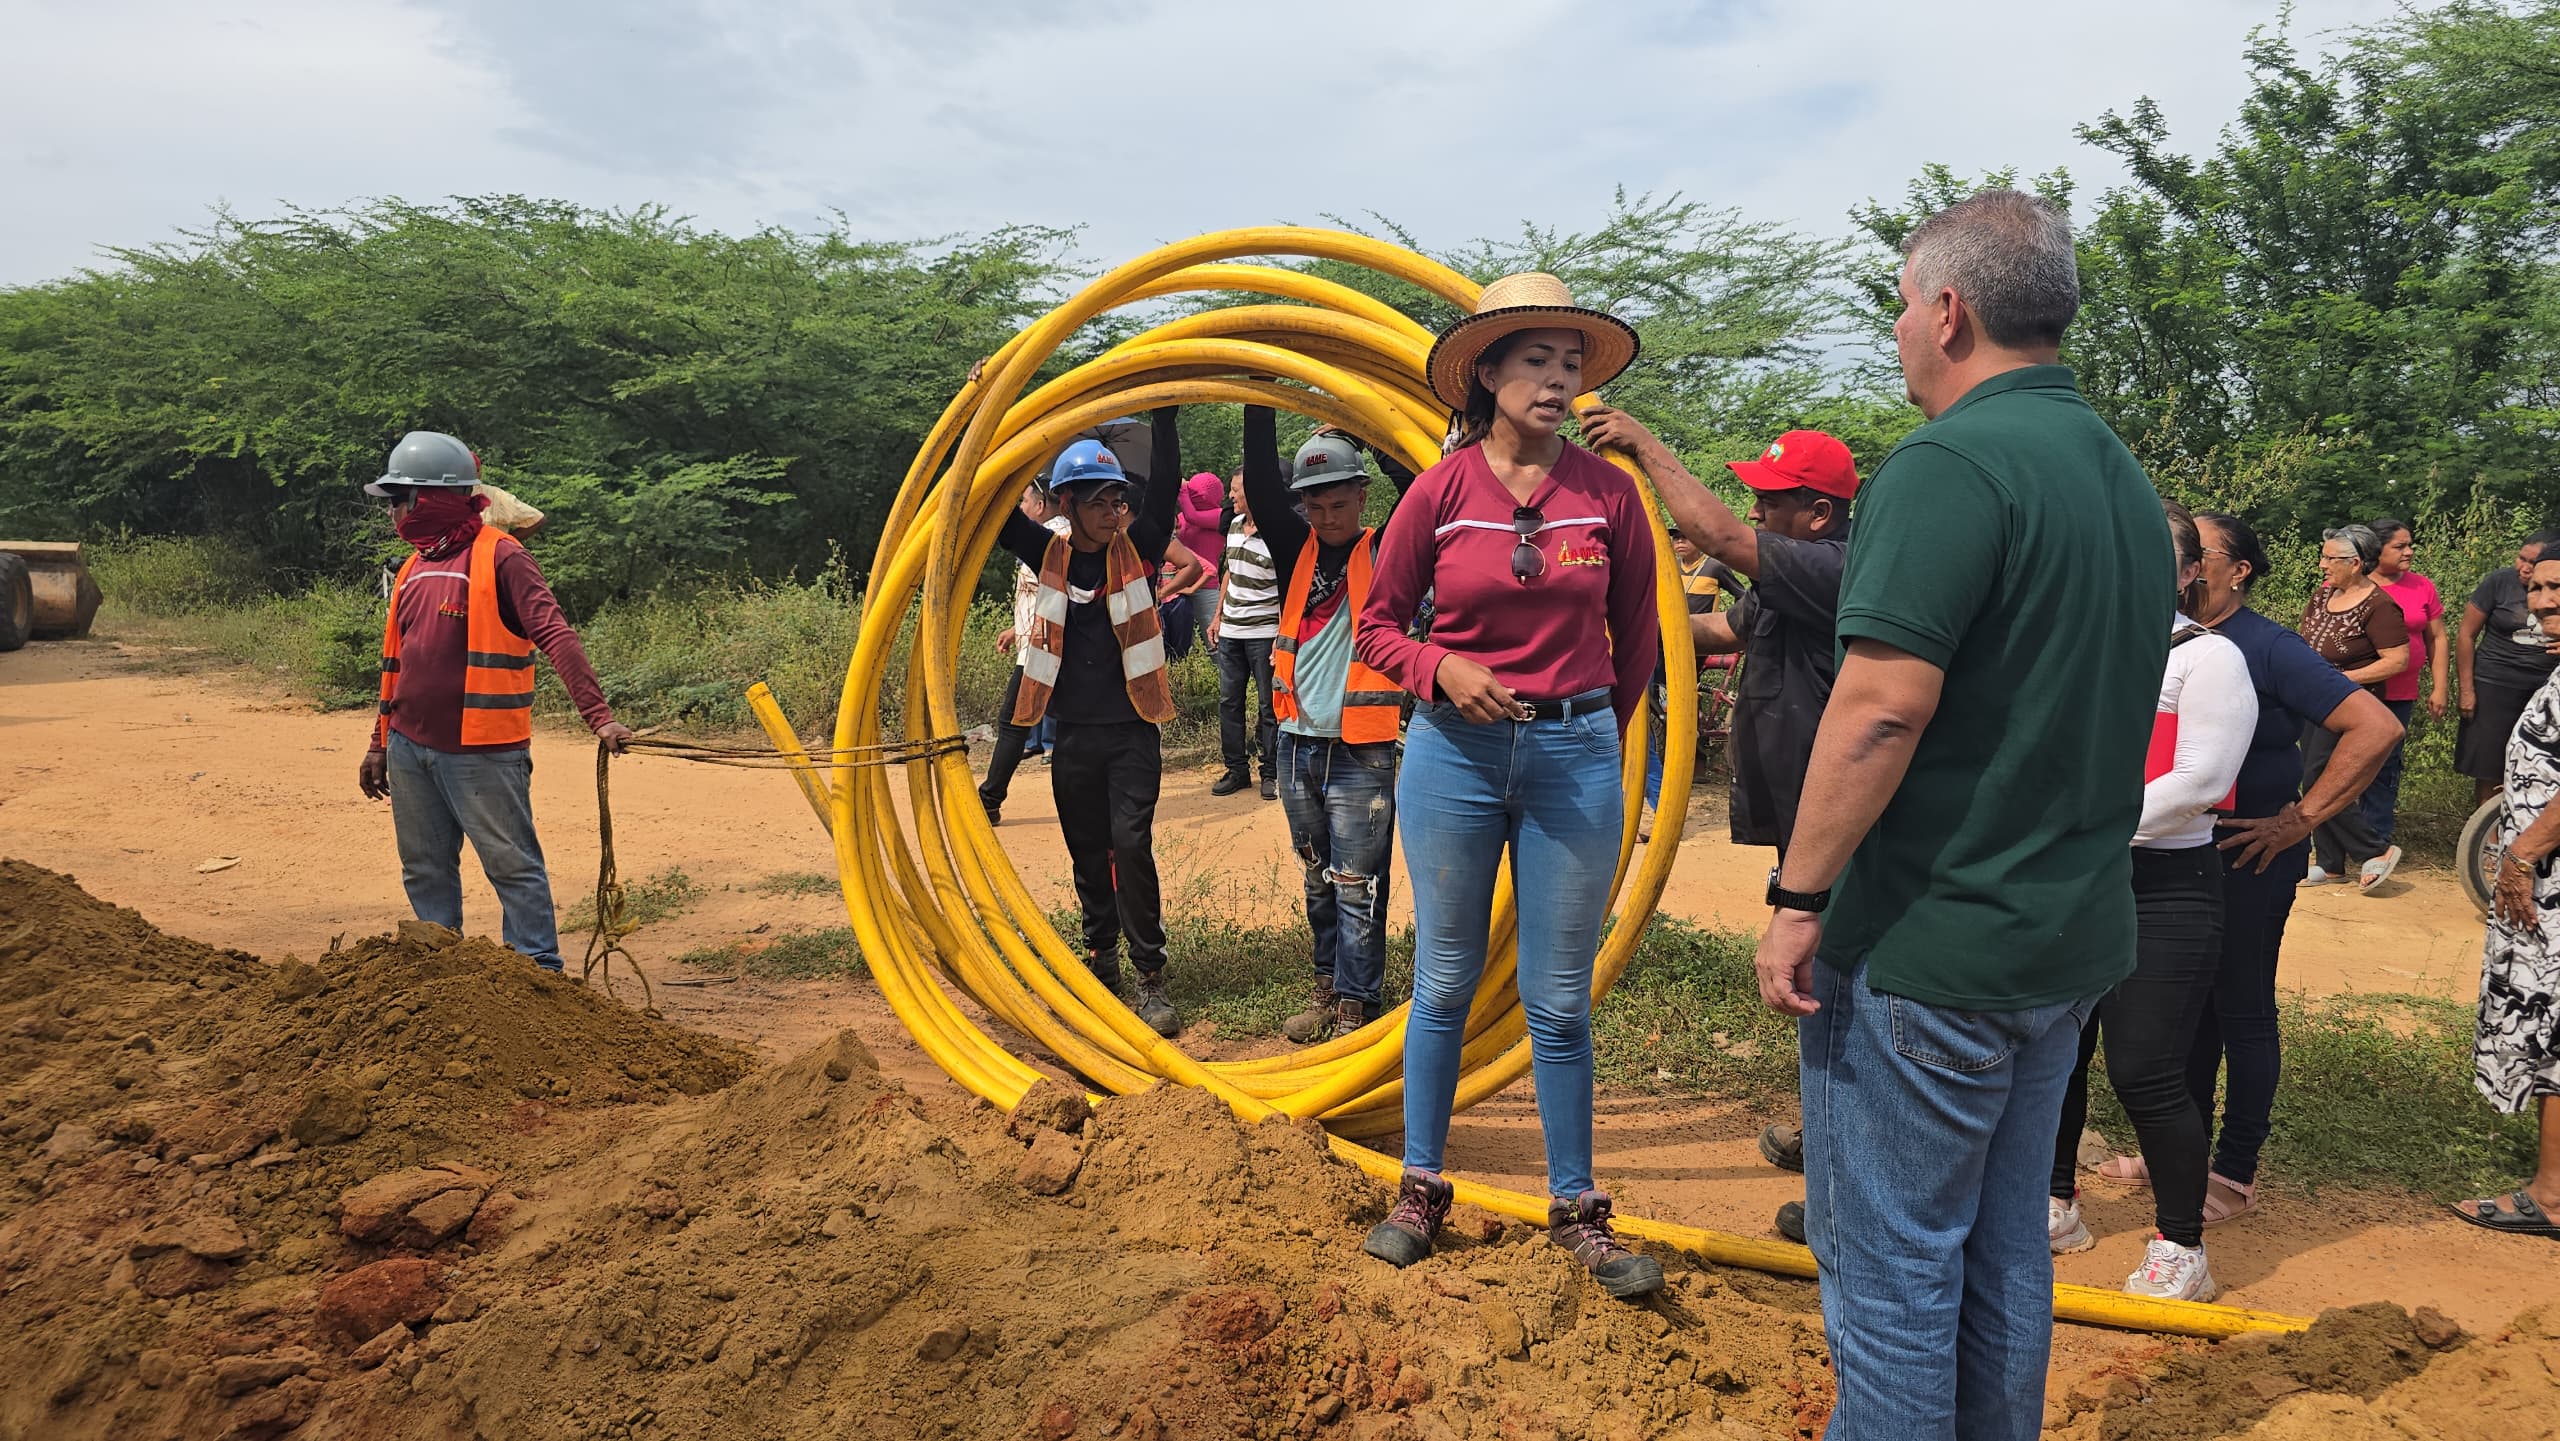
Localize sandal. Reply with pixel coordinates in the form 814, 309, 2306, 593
2202, 1171, 2257, 1226
2095, 1154, 2151, 1186
2447, 1190, 2560, 1238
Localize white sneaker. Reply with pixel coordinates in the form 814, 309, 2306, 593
2049, 1196, 2095, 1254
2123, 1234, 2218, 1301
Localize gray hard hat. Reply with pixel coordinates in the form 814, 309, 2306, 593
1289, 433, 1369, 493
365, 430, 481, 497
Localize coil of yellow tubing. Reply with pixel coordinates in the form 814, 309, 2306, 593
747, 225, 2307, 1340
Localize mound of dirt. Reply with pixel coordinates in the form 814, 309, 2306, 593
2044, 1301, 2445, 1440
350, 1037, 1833, 1441
0, 861, 750, 1438
2238, 1305, 2558, 1439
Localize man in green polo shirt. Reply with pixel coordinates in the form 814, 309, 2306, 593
1752, 191, 2170, 1441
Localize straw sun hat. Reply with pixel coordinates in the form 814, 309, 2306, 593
1424, 272, 1639, 410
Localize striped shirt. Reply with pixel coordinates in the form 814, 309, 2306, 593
1218, 521, 1281, 641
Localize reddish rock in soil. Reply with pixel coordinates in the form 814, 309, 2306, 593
401, 1186, 482, 1246
131, 1214, 255, 1263
1036, 1399, 1078, 1441
336, 1164, 494, 1242
1015, 1128, 1084, 1195
315, 1258, 445, 1343
1007, 1077, 1093, 1138
351, 1323, 414, 1371
212, 1348, 317, 1397
136, 1250, 235, 1298
1181, 1287, 1285, 1346
463, 1190, 521, 1247
223, 1374, 322, 1439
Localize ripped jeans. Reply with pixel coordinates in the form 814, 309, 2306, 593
1276, 731, 1397, 1006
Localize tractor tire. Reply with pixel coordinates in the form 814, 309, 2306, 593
0, 553, 32, 652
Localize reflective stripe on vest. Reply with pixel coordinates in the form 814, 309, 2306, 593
1271, 530, 1402, 744
378, 526, 537, 748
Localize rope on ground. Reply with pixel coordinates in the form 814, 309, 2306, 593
581, 741, 658, 1018
621, 733, 966, 770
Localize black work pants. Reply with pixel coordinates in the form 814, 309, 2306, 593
1214, 635, 1278, 781
979, 666, 1036, 810
2052, 843, 2225, 1247
2186, 837, 2304, 1187
2301, 719, 2388, 872
1050, 719, 1167, 973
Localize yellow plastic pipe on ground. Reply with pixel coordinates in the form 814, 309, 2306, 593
753, 225, 2310, 1341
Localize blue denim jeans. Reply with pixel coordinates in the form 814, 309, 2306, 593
2359, 697, 2415, 845
1277, 732, 1397, 1006
1397, 694, 1622, 1198
385, 731, 564, 970
1800, 958, 2098, 1441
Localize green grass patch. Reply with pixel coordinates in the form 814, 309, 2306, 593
1591, 917, 1801, 1098
750, 869, 840, 897
677, 926, 867, 979
560, 866, 701, 935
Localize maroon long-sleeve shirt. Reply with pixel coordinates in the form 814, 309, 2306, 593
373, 541, 616, 754
1357, 440, 1660, 729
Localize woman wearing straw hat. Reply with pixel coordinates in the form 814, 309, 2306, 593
1354, 273, 1663, 1299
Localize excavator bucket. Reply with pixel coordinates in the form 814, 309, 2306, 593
0, 541, 105, 645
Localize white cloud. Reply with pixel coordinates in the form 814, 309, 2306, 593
1, 0, 2409, 285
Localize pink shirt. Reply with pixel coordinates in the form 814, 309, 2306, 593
1356, 441, 1659, 728
2374, 571, 2443, 703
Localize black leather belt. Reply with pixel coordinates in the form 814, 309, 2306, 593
1518, 691, 1612, 720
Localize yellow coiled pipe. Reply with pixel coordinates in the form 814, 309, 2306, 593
755, 225, 2308, 1340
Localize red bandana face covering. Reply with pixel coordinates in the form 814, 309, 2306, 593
392, 489, 489, 559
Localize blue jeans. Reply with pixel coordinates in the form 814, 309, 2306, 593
1643, 680, 1666, 808
2359, 697, 2415, 845
1800, 958, 2098, 1441
1397, 694, 1622, 1198
1277, 732, 1397, 1006
385, 731, 564, 970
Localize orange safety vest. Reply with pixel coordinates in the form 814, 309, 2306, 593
1271, 531, 1402, 744
376, 526, 538, 748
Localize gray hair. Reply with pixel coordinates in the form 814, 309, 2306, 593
1901, 190, 2080, 349
2323, 524, 2383, 574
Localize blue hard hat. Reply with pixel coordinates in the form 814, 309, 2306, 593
1047, 439, 1128, 497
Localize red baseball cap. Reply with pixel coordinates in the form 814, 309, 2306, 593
1726, 430, 1858, 501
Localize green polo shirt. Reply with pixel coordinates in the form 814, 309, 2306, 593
1820, 365, 2172, 1011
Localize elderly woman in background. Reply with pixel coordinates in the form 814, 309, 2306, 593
2452, 551, 2560, 1240
2299, 524, 2409, 889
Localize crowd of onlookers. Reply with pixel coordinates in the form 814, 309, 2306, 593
962, 187, 2560, 1440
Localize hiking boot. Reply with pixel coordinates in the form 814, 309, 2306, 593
1133, 969, 1180, 1037
1211, 771, 1251, 797
1362, 1170, 1453, 1267
1775, 1199, 1806, 1244
1084, 952, 1124, 996
2049, 1195, 2095, 1254
1758, 1123, 1805, 1174
1549, 1191, 1663, 1300
2124, 1234, 2217, 1301
1281, 977, 1339, 1044
1259, 773, 1278, 801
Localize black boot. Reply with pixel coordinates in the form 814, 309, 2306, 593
1132, 968, 1179, 1037
1548, 1190, 1664, 1300
1362, 1170, 1453, 1268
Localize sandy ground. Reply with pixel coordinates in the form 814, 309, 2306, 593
1, 637, 2543, 1350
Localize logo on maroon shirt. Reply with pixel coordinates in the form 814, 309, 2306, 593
1557, 540, 1608, 568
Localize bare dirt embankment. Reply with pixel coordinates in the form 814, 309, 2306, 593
5, 862, 2547, 1441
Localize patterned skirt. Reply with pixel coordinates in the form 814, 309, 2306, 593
2477, 673, 2560, 1113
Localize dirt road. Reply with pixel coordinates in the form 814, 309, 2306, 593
1, 638, 2539, 1340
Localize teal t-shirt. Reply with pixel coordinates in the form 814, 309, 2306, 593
1280, 603, 1355, 738
1821, 366, 2172, 1011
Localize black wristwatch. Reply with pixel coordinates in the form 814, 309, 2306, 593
1766, 867, 1831, 915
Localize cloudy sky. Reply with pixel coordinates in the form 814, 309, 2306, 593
4, 0, 2406, 287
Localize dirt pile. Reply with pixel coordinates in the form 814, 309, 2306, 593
0, 861, 749, 1439
357, 1037, 1834, 1440
2046, 1301, 2457, 1440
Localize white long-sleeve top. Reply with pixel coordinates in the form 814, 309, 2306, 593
2137, 615, 2259, 848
